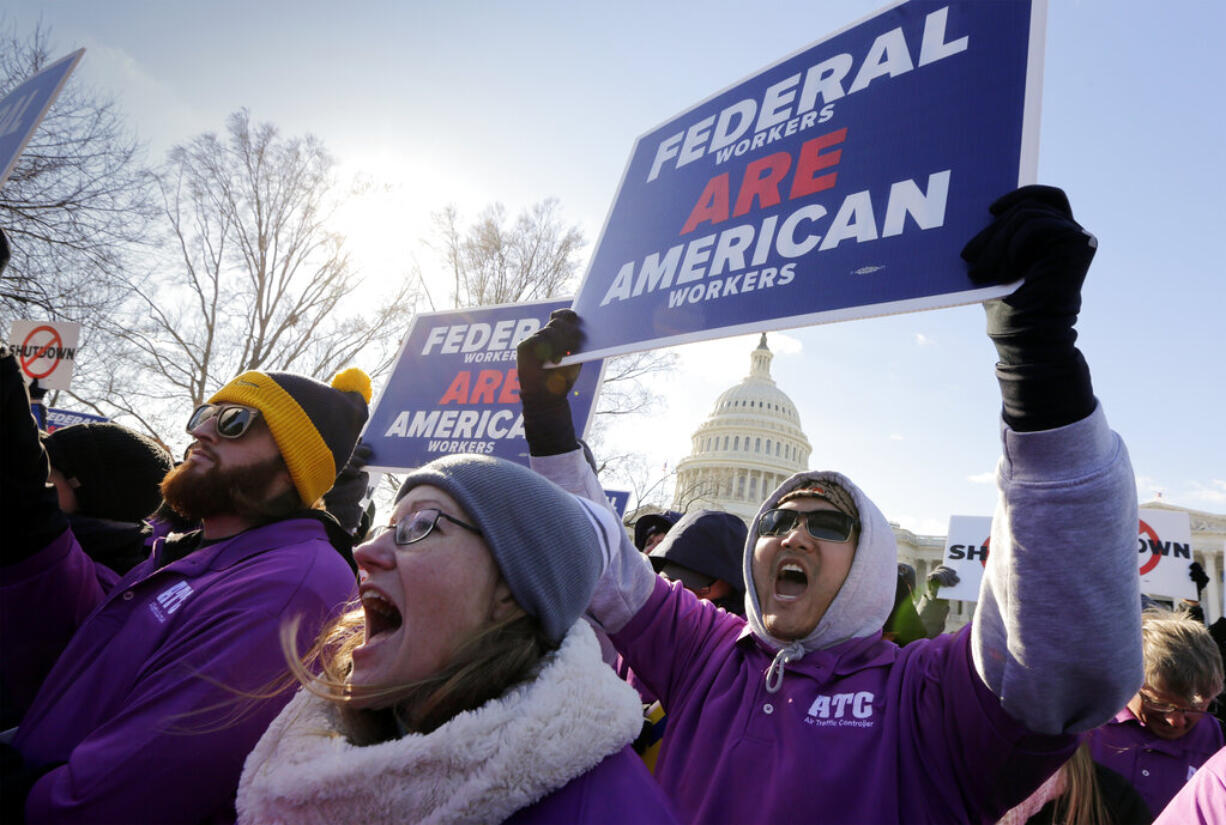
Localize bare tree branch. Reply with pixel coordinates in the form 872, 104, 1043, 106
0, 20, 154, 329
79, 110, 415, 445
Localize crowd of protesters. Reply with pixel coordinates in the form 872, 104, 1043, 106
1, 186, 1223, 825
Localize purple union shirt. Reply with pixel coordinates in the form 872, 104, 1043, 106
612, 578, 1076, 825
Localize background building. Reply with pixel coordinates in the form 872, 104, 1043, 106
671, 334, 811, 524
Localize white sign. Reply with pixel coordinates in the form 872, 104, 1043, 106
936, 515, 992, 602
6, 320, 82, 390
1137, 508, 1195, 601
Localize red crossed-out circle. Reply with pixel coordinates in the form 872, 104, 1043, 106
1138, 519, 1163, 575
20, 325, 64, 380
979, 535, 991, 568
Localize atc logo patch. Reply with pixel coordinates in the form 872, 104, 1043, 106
148, 581, 194, 623
805, 691, 876, 729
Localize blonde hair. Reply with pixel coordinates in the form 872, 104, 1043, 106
281, 603, 553, 743
1053, 742, 1111, 825
1141, 607, 1225, 705
998, 742, 1109, 825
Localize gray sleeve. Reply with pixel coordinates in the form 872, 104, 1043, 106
971, 403, 1143, 735
530, 449, 657, 634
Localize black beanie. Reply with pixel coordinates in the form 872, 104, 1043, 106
44, 422, 174, 524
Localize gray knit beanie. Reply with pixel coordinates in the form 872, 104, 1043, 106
396, 454, 602, 644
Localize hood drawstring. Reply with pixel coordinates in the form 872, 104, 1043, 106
764, 641, 806, 694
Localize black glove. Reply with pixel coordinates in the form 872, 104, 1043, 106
962, 185, 1097, 432
926, 564, 960, 597
324, 441, 373, 536
516, 309, 584, 457
26, 378, 47, 404
0, 346, 69, 565
1190, 562, 1210, 597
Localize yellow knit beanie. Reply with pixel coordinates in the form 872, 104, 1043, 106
209, 368, 371, 505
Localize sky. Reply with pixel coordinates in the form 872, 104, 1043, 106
7, 0, 1224, 536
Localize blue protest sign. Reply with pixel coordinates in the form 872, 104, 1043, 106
604, 489, 630, 519
364, 299, 604, 472
0, 49, 85, 189
44, 407, 109, 433
567, 1, 1044, 362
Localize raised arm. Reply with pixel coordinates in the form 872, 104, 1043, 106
961, 186, 1142, 734
0, 347, 111, 724
517, 312, 657, 634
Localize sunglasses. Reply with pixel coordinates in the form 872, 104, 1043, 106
758, 508, 858, 543
375, 507, 483, 546
186, 404, 262, 439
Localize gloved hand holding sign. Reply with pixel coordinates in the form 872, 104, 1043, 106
962, 185, 1098, 433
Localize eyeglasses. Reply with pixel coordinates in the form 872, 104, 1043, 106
186, 404, 261, 439
1139, 690, 1216, 720
1137, 691, 1216, 715
758, 508, 858, 543
376, 507, 483, 546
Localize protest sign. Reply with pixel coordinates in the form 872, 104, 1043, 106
1137, 508, 1195, 601
0, 49, 85, 189
44, 407, 109, 433
936, 515, 991, 601
364, 299, 604, 473
565, 1, 1046, 363
605, 489, 630, 520
7, 319, 82, 390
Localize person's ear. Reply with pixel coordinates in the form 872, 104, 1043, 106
490, 579, 524, 623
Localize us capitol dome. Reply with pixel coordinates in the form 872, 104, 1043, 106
671, 334, 812, 524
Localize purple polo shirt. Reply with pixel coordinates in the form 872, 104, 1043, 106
505, 745, 678, 824
1152, 744, 1226, 824
1088, 704, 1225, 817
610, 577, 1075, 824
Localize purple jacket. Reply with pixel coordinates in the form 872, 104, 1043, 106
1152, 744, 1226, 825
1089, 705, 1226, 817
4, 519, 356, 824
505, 745, 678, 824
613, 578, 1074, 824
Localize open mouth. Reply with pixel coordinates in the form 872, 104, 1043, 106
775, 562, 809, 600
361, 590, 403, 639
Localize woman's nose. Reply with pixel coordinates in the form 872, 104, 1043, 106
354, 529, 397, 571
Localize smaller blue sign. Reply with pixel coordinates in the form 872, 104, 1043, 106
604, 489, 630, 519
44, 406, 109, 433
364, 299, 604, 472
0, 49, 85, 188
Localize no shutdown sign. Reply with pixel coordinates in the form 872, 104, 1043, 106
7, 320, 82, 390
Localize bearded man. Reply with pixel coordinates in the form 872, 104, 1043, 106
0, 344, 367, 824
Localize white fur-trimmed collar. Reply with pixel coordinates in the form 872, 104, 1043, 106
237, 619, 644, 825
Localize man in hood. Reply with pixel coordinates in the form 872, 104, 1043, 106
518, 187, 1142, 824
649, 509, 746, 617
